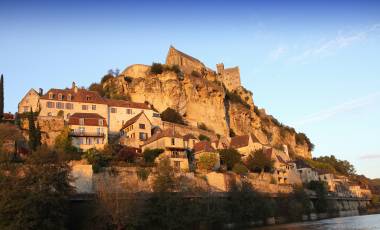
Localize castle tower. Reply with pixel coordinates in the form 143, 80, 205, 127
216, 63, 224, 75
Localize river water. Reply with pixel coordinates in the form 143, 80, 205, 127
255, 214, 380, 230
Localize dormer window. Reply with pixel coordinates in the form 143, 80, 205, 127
49, 93, 54, 99
86, 96, 91, 101
58, 93, 63, 100
67, 94, 72, 101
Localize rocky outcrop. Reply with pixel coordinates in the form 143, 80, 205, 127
106, 66, 312, 158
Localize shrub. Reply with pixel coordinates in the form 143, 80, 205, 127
82, 148, 112, 173
57, 110, 64, 117
232, 163, 248, 175
136, 167, 151, 181
246, 149, 274, 173
160, 107, 185, 125
197, 122, 208, 131
197, 152, 219, 171
150, 62, 164, 75
88, 82, 104, 96
101, 74, 114, 84
191, 70, 202, 78
296, 132, 315, 151
219, 148, 241, 170
225, 90, 250, 109
143, 148, 164, 163
199, 134, 210, 141
116, 147, 138, 163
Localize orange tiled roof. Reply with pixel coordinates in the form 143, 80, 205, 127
194, 141, 215, 153
41, 88, 106, 104
68, 113, 107, 127
142, 129, 182, 146
105, 98, 150, 109
120, 112, 151, 130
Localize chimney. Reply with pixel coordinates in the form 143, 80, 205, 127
72, 82, 78, 93
39, 88, 43, 96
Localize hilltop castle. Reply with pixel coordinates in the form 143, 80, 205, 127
166, 46, 241, 91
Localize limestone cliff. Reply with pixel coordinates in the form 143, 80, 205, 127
107, 65, 312, 159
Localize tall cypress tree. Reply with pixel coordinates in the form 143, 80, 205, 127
0, 74, 4, 121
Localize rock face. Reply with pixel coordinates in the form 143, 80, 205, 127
108, 67, 312, 159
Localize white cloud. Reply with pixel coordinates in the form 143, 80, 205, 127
269, 46, 287, 60
293, 92, 380, 126
289, 23, 380, 63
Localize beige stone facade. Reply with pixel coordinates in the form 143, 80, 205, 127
18, 89, 41, 113
68, 113, 108, 151
120, 112, 152, 148
166, 46, 206, 75
142, 130, 190, 172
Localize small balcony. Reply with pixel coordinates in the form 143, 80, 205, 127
69, 131, 105, 137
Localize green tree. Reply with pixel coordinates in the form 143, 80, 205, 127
0, 147, 73, 229
152, 157, 176, 193
198, 134, 210, 141
307, 181, 328, 213
54, 127, 80, 160
88, 82, 104, 97
150, 62, 164, 75
219, 148, 241, 170
143, 148, 164, 164
160, 107, 185, 125
0, 74, 3, 121
197, 152, 219, 171
232, 163, 249, 175
246, 149, 274, 173
314, 155, 356, 176
27, 109, 41, 151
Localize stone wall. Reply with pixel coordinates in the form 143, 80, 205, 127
20, 116, 64, 146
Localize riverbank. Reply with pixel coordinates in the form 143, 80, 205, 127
253, 213, 380, 229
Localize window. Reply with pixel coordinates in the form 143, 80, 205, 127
79, 137, 84, 145
82, 105, 88, 110
66, 113, 71, 119
98, 119, 103, 126
110, 107, 117, 113
171, 138, 175, 145
139, 132, 147, 140
56, 102, 63, 109
65, 103, 73, 110
126, 109, 132, 114
92, 105, 96, 110
86, 96, 91, 101
139, 124, 145, 129
23, 106, 29, 112
79, 127, 85, 134
153, 113, 160, 118
79, 118, 85, 126
47, 101, 55, 108
49, 93, 54, 99
58, 93, 63, 100
67, 94, 72, 101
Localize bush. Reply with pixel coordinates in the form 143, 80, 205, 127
197, 152, 219, 171
101, 74, 114, 84
136, 167, 151, 181
219, 148, 241, 170
232, 163, 249, 175
82, 149, 112, 173
143, 148, 164, 163
150, 62, 164, 75
246, 149, 275, 173
88, 83, 105, 96
116, 147, 138, 163
160, 107, 185, 125
199, 134, 210, 141
225, 90, 250, 109
197, 122, 208, 131
296, 132, 315, 151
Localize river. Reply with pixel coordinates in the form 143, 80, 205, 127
255, 214, 380, 230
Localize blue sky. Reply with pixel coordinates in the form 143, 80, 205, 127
1, 0, 379, 178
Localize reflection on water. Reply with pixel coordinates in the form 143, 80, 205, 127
255, 214, 380, 230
